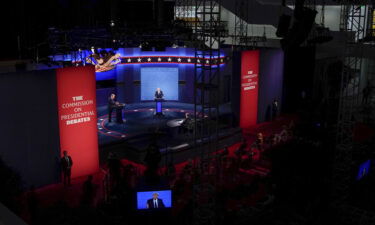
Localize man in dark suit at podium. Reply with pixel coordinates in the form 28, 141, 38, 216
146, 192, 165, 209
154, 88, 164, 99
108, 93, 117, 123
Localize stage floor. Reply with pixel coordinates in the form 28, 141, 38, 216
97, 102, 232, 146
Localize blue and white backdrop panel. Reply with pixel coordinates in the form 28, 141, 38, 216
141, 67, 179, 101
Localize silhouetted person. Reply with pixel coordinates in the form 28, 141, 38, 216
166, 162, 176, 177
107, 152, 122, 189
362, 83, 372, 104
272, 99, 279, 120
256, 133, 264, 151
81, 175, 95, 207
144, 142, 161, 172
180, 113, 193, 134
61, 151, 73, 187
221, 146, 229, 157
235, 139, 247, 157
147, 192, 165, 209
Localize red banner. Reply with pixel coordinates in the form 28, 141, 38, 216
56, 66, 99, 178
240, 50, 259, 128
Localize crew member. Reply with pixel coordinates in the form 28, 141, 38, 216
180, 113, 193, 134
61, 151, 73, 187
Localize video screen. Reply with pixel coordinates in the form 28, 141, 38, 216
357, 159, 371, 180
141, 67, 179, 101
136, 190, 172, 210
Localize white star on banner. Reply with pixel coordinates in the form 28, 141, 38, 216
187, 58, 191, 62
137, 58, 142, 62
168, 58, 172, 62
177, 58, 181, 62
147, 58, 151, 62
127, 58, 131, 62
158, 58, 162, 62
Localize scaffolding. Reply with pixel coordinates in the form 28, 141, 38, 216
334, 2, 366, 205
233, 0, 248, 48
191, 1, 226, 224
333, 1, 375, 224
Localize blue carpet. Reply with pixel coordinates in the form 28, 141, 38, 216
97, 102, 196, 145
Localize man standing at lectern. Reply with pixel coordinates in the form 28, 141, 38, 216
108, 93, 117, 123
61, 151, 73, 187
154, 88, 164, 99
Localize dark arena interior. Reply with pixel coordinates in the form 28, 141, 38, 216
1, 0, 375, 225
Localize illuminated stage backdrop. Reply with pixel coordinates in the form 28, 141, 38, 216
240, 50, 259, 128
140, 67, 179, 101
56, 66, 99, 178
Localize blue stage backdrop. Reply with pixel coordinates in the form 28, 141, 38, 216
141, 67, 179, 101
137, 190, 172, 209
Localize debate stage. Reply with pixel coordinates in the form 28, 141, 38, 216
97, 102, 242, 164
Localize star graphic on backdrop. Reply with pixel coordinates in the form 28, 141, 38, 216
147, 58, 151, 62
127, 58, 131, 62
158, 58, 162, 62
187, 58, 191, 62
197, 59, 200, 63
137, 58, 141, 62
206, 60, 209, 64
168, 58, 172, 62
177, 58, 181, 62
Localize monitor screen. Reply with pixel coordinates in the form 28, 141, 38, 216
136, 190, 172, 210
357, 159, 371, 180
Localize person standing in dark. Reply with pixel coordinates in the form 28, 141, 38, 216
81, 175, 96, 207
180, 113, 193, 134
235, 138, 247, 157
256, 132, 264, 151
61, 151, 73, 187
108, 93, 118, 123
107, 152, 122, 190
221, 146, 229, 157
272, 99, 279, 120
144, 142, 162, 172
362, 83, 373, 104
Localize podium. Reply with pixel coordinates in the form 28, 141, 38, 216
115, 103, 125, 123
154, 98, 164, 116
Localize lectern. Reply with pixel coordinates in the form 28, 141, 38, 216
155, 98, 164, 116
115, 103, 125, 123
